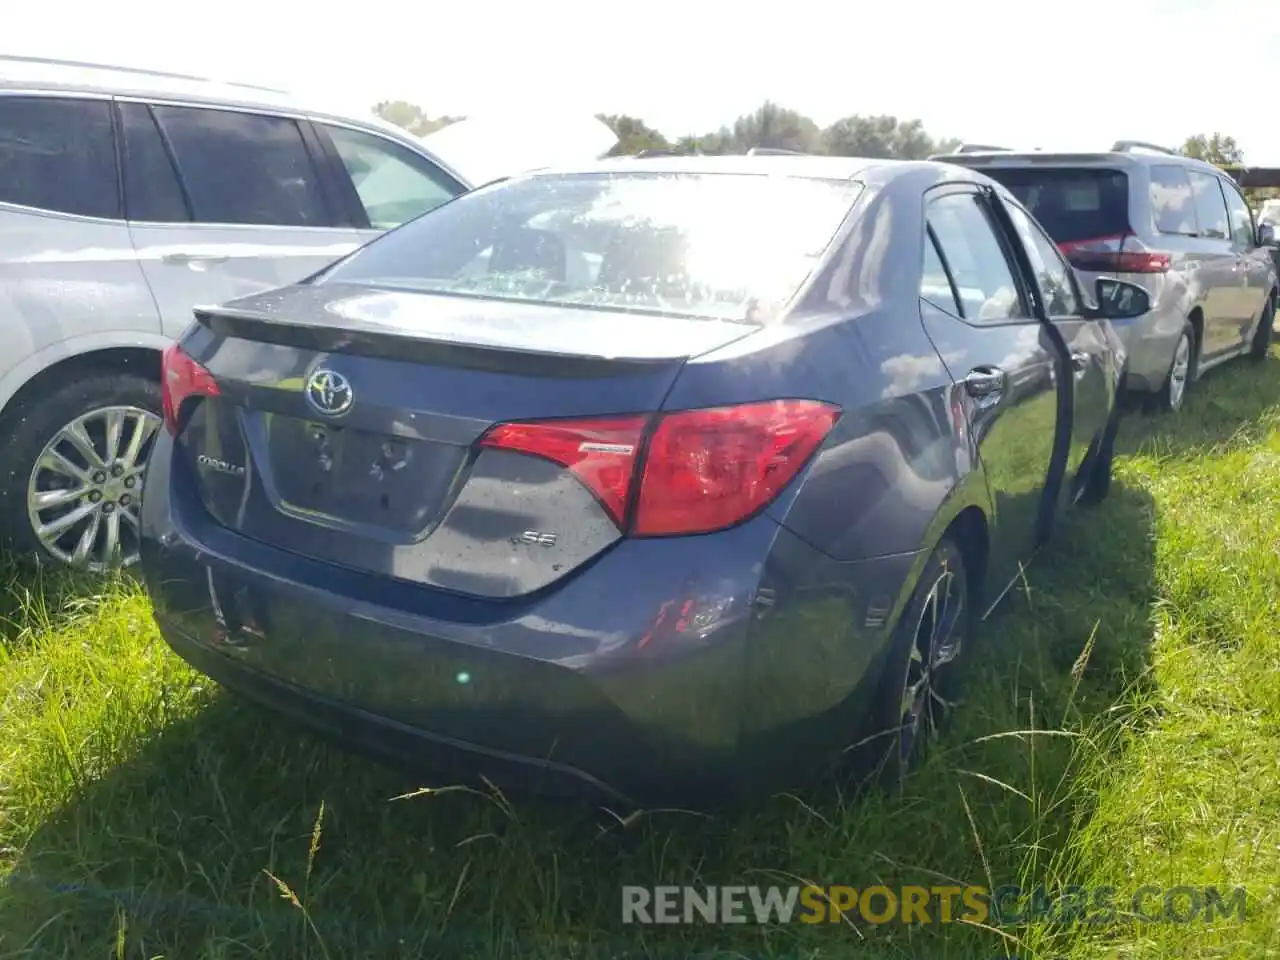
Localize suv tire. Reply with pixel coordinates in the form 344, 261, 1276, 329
1155, 322, 1197, 413
0, 372, 162, 572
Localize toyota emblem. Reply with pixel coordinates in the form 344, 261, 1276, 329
305, 368, 353, 417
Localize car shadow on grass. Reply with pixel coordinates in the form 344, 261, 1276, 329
0, 478, 1164, 960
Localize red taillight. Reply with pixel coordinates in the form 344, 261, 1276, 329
161, 342, 220, 435
633, 400, 840, 536
479, 416, 647, 526
1058, 233, 1170, 274
479, 400, 840, 536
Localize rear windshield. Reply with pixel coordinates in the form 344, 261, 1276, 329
315, 172, 862, 323
978, 167, 1130, 243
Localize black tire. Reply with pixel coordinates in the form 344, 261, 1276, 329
1154, 322, 1196, 414
0, 372, 162, 572
862, 536, 972, 789
1248, 293, 1275, 360
1074, 408, 1118, 507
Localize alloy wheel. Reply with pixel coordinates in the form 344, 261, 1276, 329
1168, 333, 1191, 411
25, 405, 161, 572
898, 562, 965, 761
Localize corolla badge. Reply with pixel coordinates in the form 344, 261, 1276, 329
306, 368, 354, 417
197, 454, 245, 477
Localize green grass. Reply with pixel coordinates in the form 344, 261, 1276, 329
3, 353, 1280, 959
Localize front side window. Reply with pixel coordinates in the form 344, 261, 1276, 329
317, 172, 862, 323
925, 192, 1027, 323
1187, 170, 1230, 240
1219, 178, 1255, 249
321, 124, 463, 230
1003, 200, 1080, 317
151, 105, 329, 227
0, 96, 119, 219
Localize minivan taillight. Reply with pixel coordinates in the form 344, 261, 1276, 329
479, 400, 840, 536
161, 342, 220, 435
1058, 233, 1170, 274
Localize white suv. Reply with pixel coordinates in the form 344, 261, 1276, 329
0, 55, 614, 571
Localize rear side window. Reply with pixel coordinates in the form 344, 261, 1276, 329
980, 167, 1129, 245
151, 106, 330, 227
119, 102, 190, 223
921, 231, 961, 315
1187, 171, 1229, 240
1149, 165, 1198, 236
0, 96, 119, 219
320, 124, 463, 230
925, 192, 1027, 323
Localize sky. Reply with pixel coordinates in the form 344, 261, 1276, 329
8, 0, 1280, 163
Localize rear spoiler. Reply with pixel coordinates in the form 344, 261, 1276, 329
951, 143, 1012, 154
191, 303, 691, 376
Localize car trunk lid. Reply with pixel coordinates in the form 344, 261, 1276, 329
170, 283, 759, 598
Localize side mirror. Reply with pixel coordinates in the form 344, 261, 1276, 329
1091, 277, 1150, 321
1259, 222, 1278, 247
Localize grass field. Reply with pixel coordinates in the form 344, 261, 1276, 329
2, 351, 1279, 959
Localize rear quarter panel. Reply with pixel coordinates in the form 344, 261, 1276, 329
0, 205, 160, 415
665, 168, 991, 565
661, 169, 994, 783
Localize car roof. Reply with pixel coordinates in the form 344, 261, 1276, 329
0, 54, 386, 131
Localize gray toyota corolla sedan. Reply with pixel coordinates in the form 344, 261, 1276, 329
140, 155, 1146, 805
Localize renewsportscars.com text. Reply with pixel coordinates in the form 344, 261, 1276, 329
621, 884, 1248, 926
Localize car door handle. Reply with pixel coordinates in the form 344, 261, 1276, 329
1071, 351, 1089, 375
162, 252, 229, 265
963, 366, 1006, 402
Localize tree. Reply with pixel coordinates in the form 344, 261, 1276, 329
369, 99, 955, 165
372, 100, 462, 137
823, 115, 948, 159
933, 136, 963, 156
711, 101, 826, 155
597, 114, 670, 156
670, 134, 704, 156
1181, 133, 1244, 167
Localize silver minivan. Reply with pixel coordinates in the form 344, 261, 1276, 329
939, 142, 1278, 413
0, 55, 614, 571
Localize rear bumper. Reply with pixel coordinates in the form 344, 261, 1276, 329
157, 620, 631, 800
140, 433, 920, 804
1109, 306, 1184, 394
